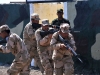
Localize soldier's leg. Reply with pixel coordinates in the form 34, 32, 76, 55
34, 55, 44, 73
41, 59, 53, 75
39, 52, 53, 75
55, 67, 63, 75
19, 61, 30, 75
7, 61, 22, 75
64, 62, 74, 75
29, 46, 44, 73
25, 45, 33, 67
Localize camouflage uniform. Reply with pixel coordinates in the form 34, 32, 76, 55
23, 13, 44, 73
0, 25, 30, 75
50, 23, 76, 75
35, 19, 53, 75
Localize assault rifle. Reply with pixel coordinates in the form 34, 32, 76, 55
49, 25, 59, 29
0, 38, 7, 44
40, 29, 58, 38
31, 23, 60, 38
32, 23, 60, 30
58, 34, 83, 63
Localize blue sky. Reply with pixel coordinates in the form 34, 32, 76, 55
0, 0, 25, 3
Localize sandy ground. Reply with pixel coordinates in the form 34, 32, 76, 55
0, 66, 89, 75
0, 66, 42, 75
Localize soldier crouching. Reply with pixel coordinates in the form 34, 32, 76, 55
0, 25, 31, 75
50, 23, 76, 75
35, 19, 54, 75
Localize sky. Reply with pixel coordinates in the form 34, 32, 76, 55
0, 0, 26, 3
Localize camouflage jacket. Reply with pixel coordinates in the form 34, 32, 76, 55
35, 28, 53, 55
50, 31, 76, 60
0, 32, 30, 62
23, 22, 36, 46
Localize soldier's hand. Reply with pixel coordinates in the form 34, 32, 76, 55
60, 44, 66, 49
67, 49, 73, 56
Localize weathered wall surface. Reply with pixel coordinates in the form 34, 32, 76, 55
68, 0, 100, 73
33, 3, 63, 24
0, 4, 30, 64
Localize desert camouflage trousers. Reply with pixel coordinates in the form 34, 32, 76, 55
30, 53, 44, 73
39, 51, 54, 75
54, 55, 74, 75
7, 58, 31, 75
26, 45, 44, 73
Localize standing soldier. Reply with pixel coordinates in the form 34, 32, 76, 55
50, 23, 76, 75
51, 9, 70, 27
0, 25, 30, 75
35, 19, 54, 75
23, 13, 44, 74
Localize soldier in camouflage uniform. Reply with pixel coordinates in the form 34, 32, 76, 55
0, 25, 30, 75
35, 19, 54, 75
50, 23, 76, 75
23, 13, 44, 74
51, 9, 70, 27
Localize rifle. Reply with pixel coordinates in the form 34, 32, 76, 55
0, 38, 7, 44
40, 29, 58, 38
32, 23, 60, 30
31, 23, 60, 38
49, 25, 60, 29
58, 34, 83, 63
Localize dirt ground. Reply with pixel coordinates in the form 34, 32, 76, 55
0, 66, 93, 75
0, 66, 60, 75
0, 66, 42, 75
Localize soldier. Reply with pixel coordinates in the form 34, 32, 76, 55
23, 13, 44, 74
35, 19, 54, 75
0, 25, 30, 75
51, 9, 70, 27
50, 23, 76, 75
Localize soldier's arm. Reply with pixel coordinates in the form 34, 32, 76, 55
51, 19, 56, 25
35, 30, 51, 46
64, 19, 71, 29
0, 36, 15, 53
50, 33, 62, 50
65, 19, 70, 25
27, 25, 35, 40
69, 33, 76, 51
